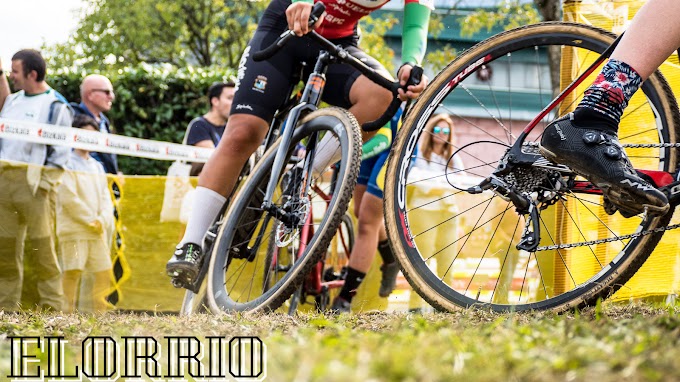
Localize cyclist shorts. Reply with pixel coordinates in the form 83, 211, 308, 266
357, 149, 389, 199
231, 0, 389, 124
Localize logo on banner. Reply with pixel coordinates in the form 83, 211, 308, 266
106, 138, 131, 150
74, 134, 98, 145
166, 146, 191, 158
136, 143, 160, 154
38, 128, 67, 141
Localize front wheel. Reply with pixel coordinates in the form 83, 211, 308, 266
385, 22, 680, 313
206, 107, 362, 313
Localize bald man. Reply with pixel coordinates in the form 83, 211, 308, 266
71, 74, 119, 174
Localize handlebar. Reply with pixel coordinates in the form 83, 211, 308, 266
252, 2, 423, 131
252, 3, 326, 62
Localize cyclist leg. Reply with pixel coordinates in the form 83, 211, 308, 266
541, 0, 680, 216
332, 150, 394, 311
167, 13, 314, 283
310, 43, 393, 174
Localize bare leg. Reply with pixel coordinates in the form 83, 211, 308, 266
92, 270, 111, 312
199, 114, 270, 196
611, 0, 680, 80
348, 74, 394, 142
178, 114, 269, 246
347, 192, 384, 273
62, 270, 81, 313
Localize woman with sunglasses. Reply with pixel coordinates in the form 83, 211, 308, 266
414, 114, 464, 174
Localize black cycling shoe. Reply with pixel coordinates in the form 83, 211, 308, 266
378, 262, 400, 298
330, 296, 352, 314
166, 242, 203, 287
539, 114, 669, 216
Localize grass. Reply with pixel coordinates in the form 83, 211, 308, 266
0, 303, 679, 381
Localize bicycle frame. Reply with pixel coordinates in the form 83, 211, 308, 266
473, 31, 680, 215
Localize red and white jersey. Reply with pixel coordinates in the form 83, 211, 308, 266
315, 0, 434, 39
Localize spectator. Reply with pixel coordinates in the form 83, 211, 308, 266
413, 114, 465, 174
0, 49, 72, 311
71, 74, 119, 175
57, 115, 114, 312
0, 58, 9, 110
185, 82, 235, 176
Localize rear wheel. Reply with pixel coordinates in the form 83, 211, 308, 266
385, 22, 680, 313
206, 107, 361, 313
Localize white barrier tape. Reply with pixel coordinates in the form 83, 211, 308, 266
0, 118, 215, 163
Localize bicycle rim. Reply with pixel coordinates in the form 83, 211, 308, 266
385, 22, 680, 312
207, 107, 361, 313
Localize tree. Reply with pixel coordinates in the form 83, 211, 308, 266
460, 0, 562, 94
46, 0, 266, 71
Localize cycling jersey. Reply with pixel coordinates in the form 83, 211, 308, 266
293, 0, 433, 64
357, 106, 402, 198
231, 0, 430, 124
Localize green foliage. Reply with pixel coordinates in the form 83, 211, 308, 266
359, 14, 398, 74
460, 0, 541, 37
50, 64, 235, 175
45, 0, 265, 71
424, 13, 458, 73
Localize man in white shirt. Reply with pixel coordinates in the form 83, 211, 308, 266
0, 49, 72, 311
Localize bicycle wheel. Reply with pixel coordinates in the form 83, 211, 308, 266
207, 107, 361, 313
264, 206, 354, 314
385, 22, 680, 313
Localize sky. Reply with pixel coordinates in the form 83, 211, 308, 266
0, 0, 84, 68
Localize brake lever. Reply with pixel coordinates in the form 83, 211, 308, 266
401, 65, 424, 116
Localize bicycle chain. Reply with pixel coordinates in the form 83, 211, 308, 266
524, 141, 680, 251
523, 141, 680, 149
535, 222, 680, 251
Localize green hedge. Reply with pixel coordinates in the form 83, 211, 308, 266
50, 64, 235, 175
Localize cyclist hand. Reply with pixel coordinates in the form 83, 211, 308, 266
286, 2, 324, 37
397, 64, 429, 101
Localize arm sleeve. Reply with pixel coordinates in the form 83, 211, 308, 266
361, 126, 392, 160
402, 1, 432, 65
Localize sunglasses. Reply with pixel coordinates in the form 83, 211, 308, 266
92, 89, 115, 96
433, 126, 451, 135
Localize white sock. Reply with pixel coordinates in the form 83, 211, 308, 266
307, 132, 342, 175
180, 186, 227, 247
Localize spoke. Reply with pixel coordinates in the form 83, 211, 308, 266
413, 194, 497, 238
426, 200, 514, 263
460, 84, 515, 141
491, 216, 522, 302
555, 197, 604, 269
464, 206, 512, 295
565, 191, 634, 246
539, 215, 578, 287
407, 192, 464, 212
437, 104, 511, 145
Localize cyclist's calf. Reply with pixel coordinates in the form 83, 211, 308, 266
198, 114, 269, 196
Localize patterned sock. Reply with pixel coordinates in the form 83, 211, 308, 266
377, 240, 395, 265
572, 59, 642, 132
339, 267, 366, 302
